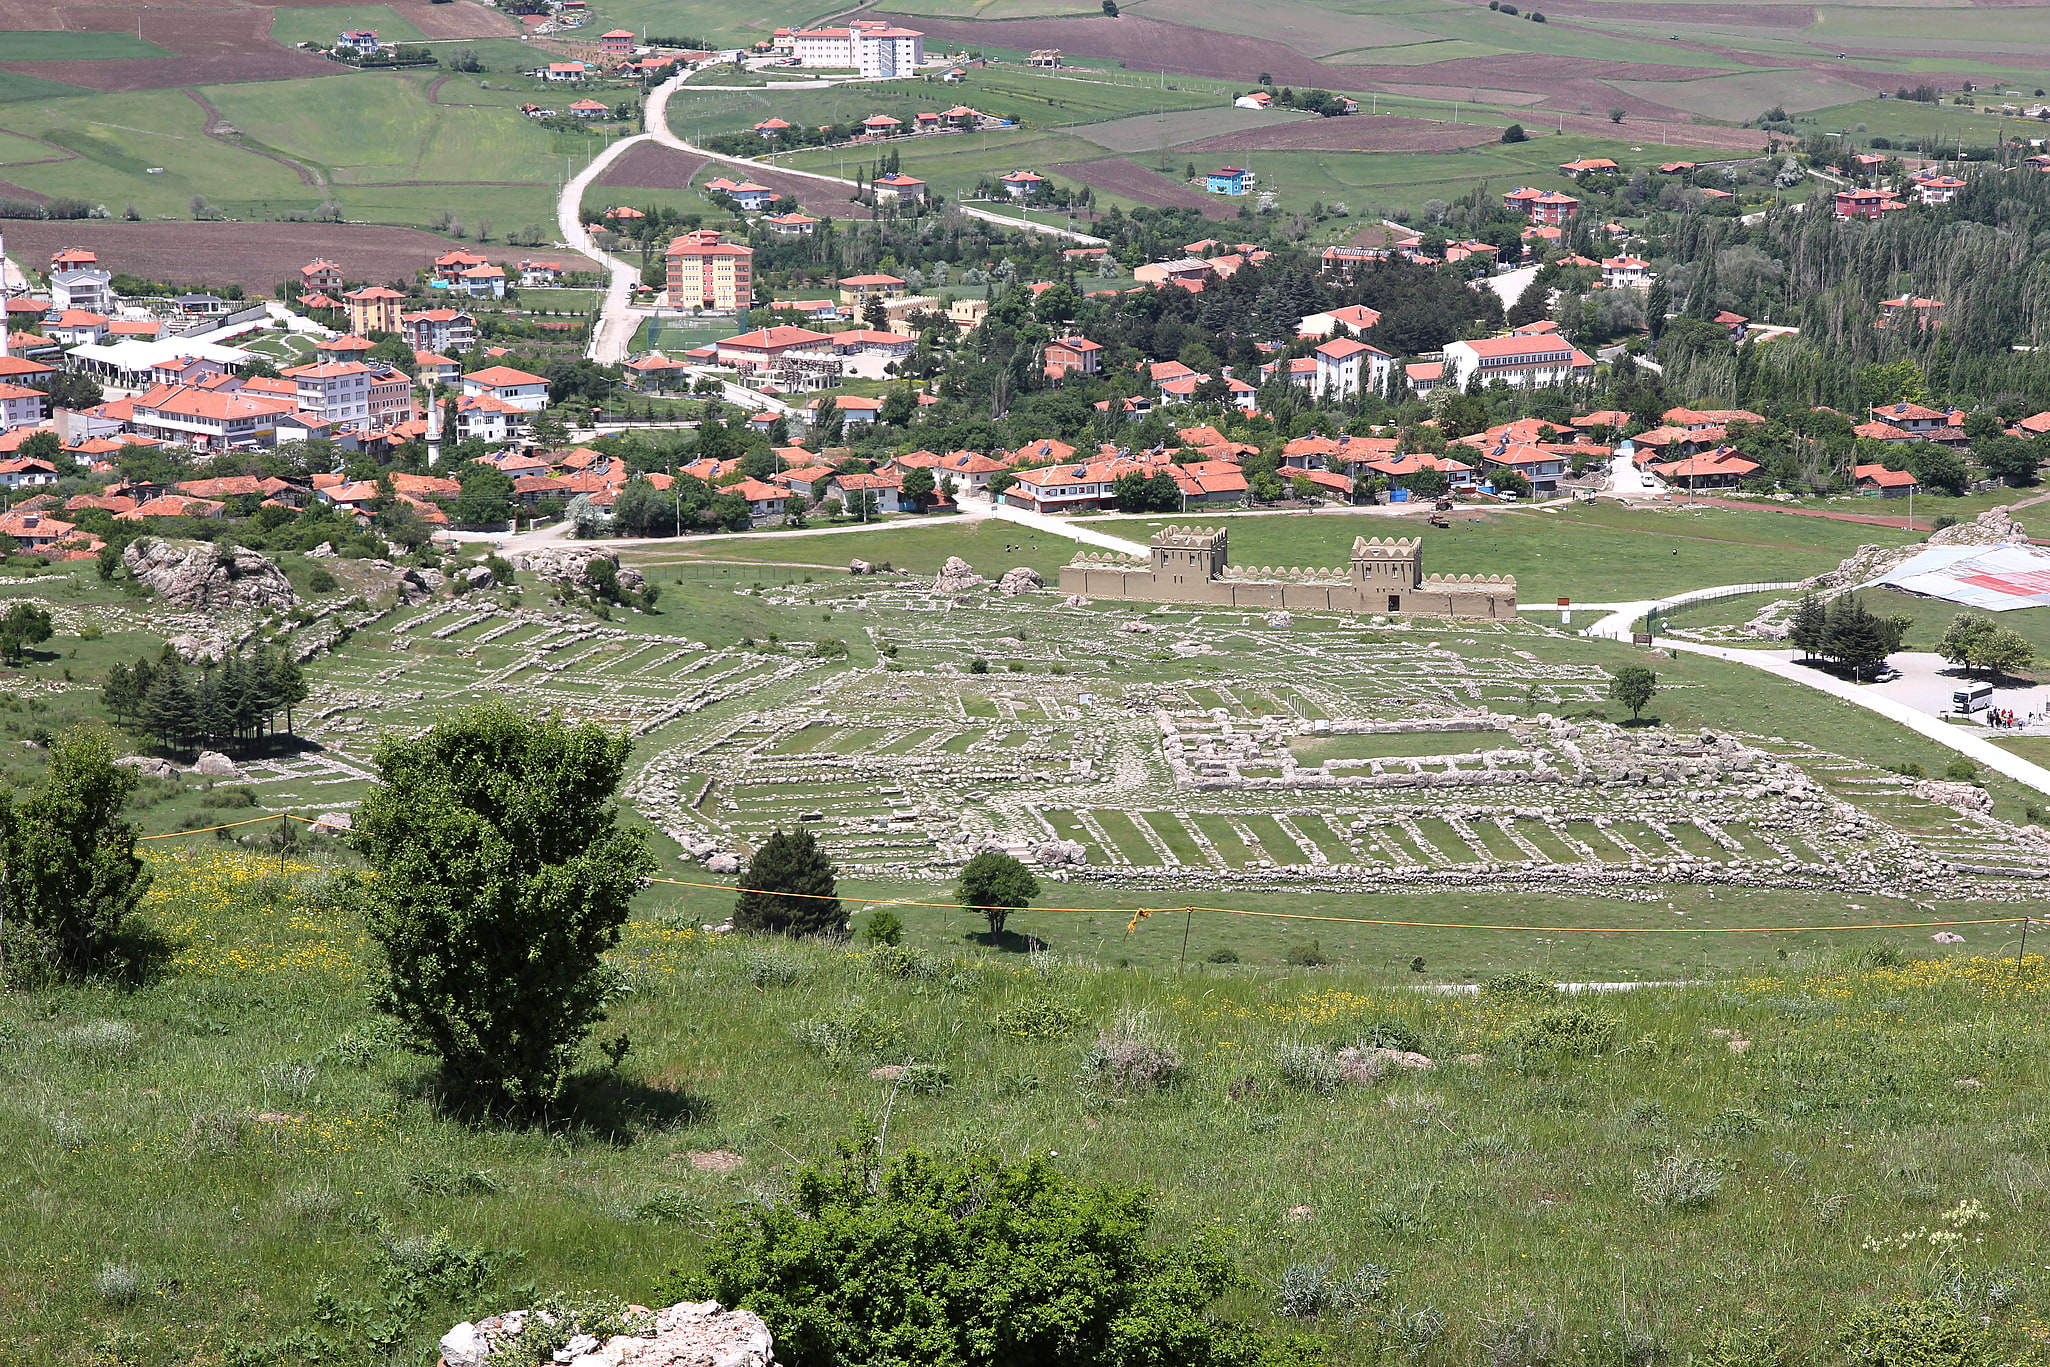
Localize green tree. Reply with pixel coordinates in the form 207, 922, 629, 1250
0, 602, 53, 665
354, 704, 654, 1115
1608, 663, 1658, 720
1787, 595, 1826, 661
957, 850, 1040, 937
452, 463, 516, 528
1935, 612, 1993, 671
901, 466, 936, 510
733, 827, 841, 937
1973, 626, 2035, 678
0, 727, 151, 974
680, 1146, 1297, 1367
1976, 433, 2040, 485
1500, 123, 1527, 143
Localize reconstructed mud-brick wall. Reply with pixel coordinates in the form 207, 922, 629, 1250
1058, 526, 1516, 620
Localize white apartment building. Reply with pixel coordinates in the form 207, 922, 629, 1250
789, 21, 923, 77
1440, 335, 1597, 390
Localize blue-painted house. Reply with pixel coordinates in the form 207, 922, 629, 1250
1206, 166, 1252, 195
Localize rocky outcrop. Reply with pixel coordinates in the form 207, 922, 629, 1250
510, 546, 649, 595
193, 751, 244, 779
848, 559, 874, 575
115, 755, 177, 780
932, 556, 984, 592
1034, 838, 1088, 866
440, 1300, 774, 1367
1913, 778, 1994, 814
167, 633, 229, 665
124, 538, 298, 612
997, 566, 1044, 596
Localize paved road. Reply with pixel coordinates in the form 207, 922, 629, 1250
558, 81, 693, 364
642, 79, 1107, 246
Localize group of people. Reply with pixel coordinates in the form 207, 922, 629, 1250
1982, 707, 2037, 730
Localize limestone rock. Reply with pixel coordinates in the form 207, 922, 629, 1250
513, 546, 648, 595
442, 1300, 773, 1367
1034, 838, 1087, 866
1119, 620, 1155, 634
996, 566, 1044, 596
306, 542, 337, 559
115, 755, 177, 780
460, 565, 494, 589
167, 633, 229, 665
932, 556, 984, 592
848, 559, 873, 575
1061, 594, 1089, 608
123, 537, 299, 612
310, 811, 354, 835
706, 853, 741, 875
1265, 610, 1292, 628
1337, 1045, 1435, 1083
193, 751, 244, 779
1912, 778, 1993, 814
414, 568, 447, 591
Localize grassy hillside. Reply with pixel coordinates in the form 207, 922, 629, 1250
7, 848, 2048, 1364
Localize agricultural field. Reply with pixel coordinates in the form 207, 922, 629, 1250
0, 219, 599, 293
267, 5, 430, 48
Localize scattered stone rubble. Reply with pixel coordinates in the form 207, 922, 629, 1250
440, 1300, 774, 1367
997, 566, 1044, 596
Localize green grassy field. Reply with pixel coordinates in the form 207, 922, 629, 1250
1093, 504, 1921, 604
267, 4, 429, 47
781, 128, 1117, 200
7, 844, 2048, 1362
0, 31, 173, 61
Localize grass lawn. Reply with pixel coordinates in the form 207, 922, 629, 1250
2, 88, 310, 220
268, 4, 429, 47
15, 848, 2048, 1363
1094, 503, 1920, 603
622, 516, 1081, 581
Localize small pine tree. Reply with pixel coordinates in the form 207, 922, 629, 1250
1787, 595, 1826, 661
734, 828, 842, 937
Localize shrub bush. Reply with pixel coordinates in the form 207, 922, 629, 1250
1084, 1014, 1186, 1092
1277, 1042, 1345, 1094
993, 996, 1083, 1039
1283, 940, 1331, 966
1633, 1150, 1724, 1209
861, 908, 904, 946
1506, 1007, 1618, 1056
1483, 969, 1558, 1002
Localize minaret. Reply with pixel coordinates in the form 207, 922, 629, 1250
0, 227, 11, 360
425, 385, 442, 466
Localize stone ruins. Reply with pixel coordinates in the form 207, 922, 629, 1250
1059, 526, 1517, 620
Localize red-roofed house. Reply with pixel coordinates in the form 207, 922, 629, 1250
1045, 335, 1102, 377
1853, 463, 1917, 496
1503, 186, 1579, 225
666, 230, 754, 311
1313, 337, 1392, 398
460, 365, 550, 411
1297, 303, 1382, 337
0, 383, 48, 433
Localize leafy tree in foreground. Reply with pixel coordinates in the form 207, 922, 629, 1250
681, 1146, 1312, 1367
0, 727, 151, 974
957, 850, 1040, 937
354, 704, 653, 1115
733, 827, 841, 937
1608, 664, 1658, 720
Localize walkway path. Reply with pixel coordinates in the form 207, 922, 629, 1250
984, 500, 1148, 555
1655, 637, 2050, 798
1573, 579, 2050, 797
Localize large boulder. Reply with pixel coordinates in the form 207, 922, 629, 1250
114, 755, 177, 780
123, 538, 298, 612
167, 633, 229, 665
440, 1300, 774, 1367
997, 566, 1044, 596
193, 751, 244, 779
512, 546, 648, 595
932, 556, 984, 592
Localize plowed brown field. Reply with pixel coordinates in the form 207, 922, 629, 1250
1046, 158, 1239, 218
0, 220, 598, 292
0, 6, 333, 89
1181, 115, 1497, 153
